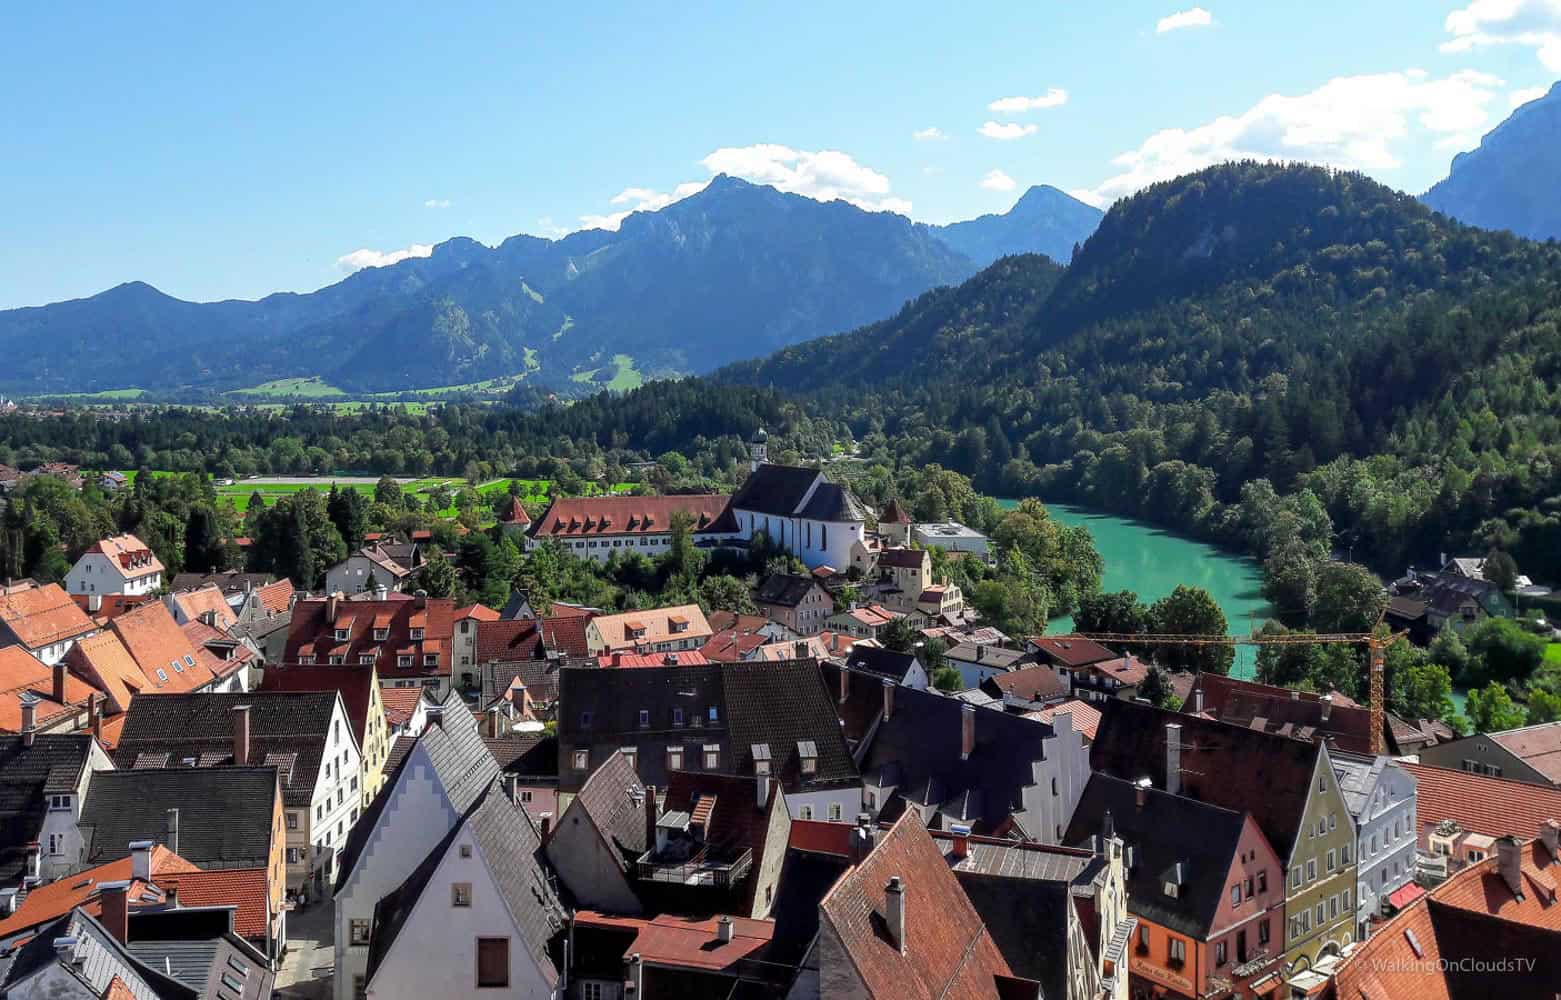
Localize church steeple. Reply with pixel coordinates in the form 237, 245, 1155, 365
749, 427, 769, 472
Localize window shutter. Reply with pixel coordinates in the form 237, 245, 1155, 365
476, 937, 509, 987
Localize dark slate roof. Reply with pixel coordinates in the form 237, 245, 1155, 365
796, 482, 869, 523
754, 573, 819, 609
110, 691, 340, 807
844, 646, 921, 684
1412, 571, 1499, 614
78, 767, 279, 869
336, 713, 498, 892
0, 909, 197, 999
571, 750, 650, 871
1089, 698, 1321, 860
483, 733, 558, 779
0, 733, 96, 884
765, 848, 851, 967
728, 465, 823, 518
1064, 773, 1250, 939
125, 909, 273, 999
480, 657, 563, 708
722, 660, 859, 791
877, 548, 926, 569
500, 591, 536, 620
956, 872, 1074, 996
383, 733, 415, 775
826, 664, 1057, 836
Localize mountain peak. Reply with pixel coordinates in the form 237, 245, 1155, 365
1422, 79, 1561, 240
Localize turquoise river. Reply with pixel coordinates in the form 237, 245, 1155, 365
998, 500, 1274, 678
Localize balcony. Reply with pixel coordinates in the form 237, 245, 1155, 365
635, 847, 753, 889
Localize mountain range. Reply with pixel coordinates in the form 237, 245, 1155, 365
1422, 80, 1561, 240
0, 178, 1101, 397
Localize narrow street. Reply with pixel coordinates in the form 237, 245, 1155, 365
274, 900, 335, 1000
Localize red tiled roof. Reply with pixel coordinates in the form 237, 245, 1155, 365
108, 602, 217, 693
590, 605, 712, 651
475, 620, 545, 663
703, 628, 769, 662
84, 534, 164, 579
541, 614, 593, 658
1023, 700, 1102, 742
0, 583, 99, 649
1087, 655, 1148, 686
0, 645, 100, 732
983, 666, 1067, 703
1399, 762, 1561, 848
0, 846, 197, 937
95, 713, 127, 750
598, 651, 710, 668
789, 819, 853, 856
378, 686, 425, 726
70, 593, 155, 624
167, 585, 237, 630
530, 495, 732, 539
573, 912, 773, 971
1387, 882, 1425, 909
1490, 722, 1561, 785
499, 497, 531, 525
284, 596, 455, 680
455, 603, 501, 623
254, 579, 294, 614
819, 811, 1022, 1000
1026, 635, 1117, 667
102, 976, 137, 1000
66, 631, 147, 714
260, 666, 378, 745
841, 604, 899, 628
544, 602, 596, 619
158, 866, 271, 938
1190, 672, 1375, 754
880, 498, 913, 524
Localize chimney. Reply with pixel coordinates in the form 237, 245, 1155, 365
757, 773, 772, 808
881, 678, 895, 721
487, 708, 504, 739
130, 840, 154, 881
88, 593, 102, 613
644, 785, 658, 849
1165, 723, 1182, 797
374, 583, 388, 601
1497, 835, 1524, 898
623, 953, 643, 1000
1290, 689, 1300, 701
165, 810, 179, 855
838, 665, 849, 704
98, 880, 130, 944
1102, 810, 1115, 842
1134, 776, 1152, 809
52, 661, 67, 706
1533, 818, 1561, 862
503, 774, 519, 805
851, 814, 874, 865
975, 644, 985, 663
52, 936, 80, 965
0, 888, 17, 915
414, 589, 428, 610
539, 812, 553, 844
1192, 686, 1204, 716
950, 822, 971, 860
20, 693, 38, 747
230, 704, 251, 766
716, 915, 734, 944
884, 876, 906, 952
1320, 693, 1333, 722
325, 593, 339, 623
960, 703, 975, 760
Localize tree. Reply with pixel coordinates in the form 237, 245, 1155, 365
374, 475, 403, 507
418, 551, 458, 599
1310, 562, 1387, 634
1261, 540, 1318, 624
1074, 590, 1149, 635
1428, 627, 1471, 681
932, 665, 964, 692
183, 506, 225, 574
698, 574, 756, 615
1526, 689, 1561, 725
879, 616, 921, 653
1465, 681, 1527, 733
1482, 549, 1520, 595
1149, 585, 1234, 674
1386, 640, 1456, 722
1465, 617, 1545, 685
327, 486, 366, 552
1138, 666, 1174, 708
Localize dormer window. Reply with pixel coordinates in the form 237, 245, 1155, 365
703, 744, 720, 769
329, 655, 344, 665
171, 659, 183, 674
373, 628, 389, 641
669, 617, 689, 634
708, 706, 719, 723
335, 628, 350, 641
299, 655, 316, 665
668, 746, 684, 770
798, 740, 818, 776
398, 655, 412, 667
424, 654, 438, 667
359, 654, 376, 665
410, 628, 424, 640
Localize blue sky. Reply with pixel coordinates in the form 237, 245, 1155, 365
2, 1, 1557, 309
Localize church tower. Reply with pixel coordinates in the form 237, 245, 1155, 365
749, 427, 769, 472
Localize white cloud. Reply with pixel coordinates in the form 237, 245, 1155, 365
1081, 69, 1505, 204
1509, 84, 1550, 106
535, 217, 569, 238
578, 144, 913, 232
1157, 7, 1215, 33
1443, 0, 1561, 70
913, 126, 948, 141
987, 89, 1069, 113
1068, 187, 1108, 209
423, 199, 452, 209
979, 121, 1039, 140
336, 244, 434, 273
980, 169, 1018, 192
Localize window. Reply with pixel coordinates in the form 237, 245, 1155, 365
703, 745, 720, 769
335, 628, 350, 641
667, 747, 683, 770
708, 706, 719, 723
1216, 940, 1227, 966
638, 709, 650, 729
359, 654, 375, 665
1244, 876, 1253, 899
1342, 842, 1351, 864
1318, 774, 1327, 793
287, 848, 303, 864
1231, 885, 1241, 908
287, 812, 299, 831
157, 668, 168, 682
580, 711, 593, 729
1258, 920, 1270, 945
1328, 813, 1337, 832
48, 794, 70, 811
47, 833, 64, 855
1257, 870, 1267, 894
374, 628, 389, 641
622, 748, 637, 770
1327, 848, 1336, 872
584, 984, 605, 1000
398, 655, 412, 667
424, 654, 438, 666
801, 755, 817, 776
1167, 937, 1186, 966
828, 803, 843, 821
476, 937, 509, 988
329, 656, 344, 665
1290, 866, 1302, 889
574, 750, 589, 770
460, 845, 473, 859
1306, 858, 1317, 882
799, 805, 815, 820
672, 707, 684, 727
171, 659, 183, 673
1343, 888, 1351, 911
299, 655, 316, 665
452, 882, 473, 907
410, 628, 424, 640
1315, 902, 1324, 926
317, 804, 324, 820
183, 654, 194, 668
521, 790, 532, 803
350, 919, 371, 945
1136, 925, 1149, 953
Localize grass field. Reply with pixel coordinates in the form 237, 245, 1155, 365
570, 354, 643, 391
1545, 641, 1561, 665
45, 387, 148, 400
212, 476, 470, 512
230, 377, 346, 398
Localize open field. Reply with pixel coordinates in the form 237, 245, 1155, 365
570, 354, 643, 391
1545, 641, 1561, 665
42, 387, 148, 401
229, 377, 346, 398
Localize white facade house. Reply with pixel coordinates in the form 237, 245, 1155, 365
296, 696, 366, 897
1333, 752, 1418, 937
334, 713, 498, 1000
325, 545, 416, 597
363, 783, 563, 1000
911, 522, 990, 560
724, 452, 870, 572
64, 533, 164, 597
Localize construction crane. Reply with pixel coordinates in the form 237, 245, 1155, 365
1074, 631, 1394, 754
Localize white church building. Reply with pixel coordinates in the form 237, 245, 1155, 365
712, 429, 869, 571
